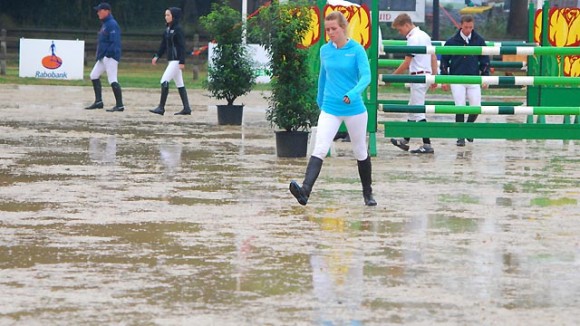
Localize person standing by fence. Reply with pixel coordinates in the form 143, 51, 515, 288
440, 15, 490, 147
389, 13, 438, 154
149, 7, 191, 116
84, 2, 125, 112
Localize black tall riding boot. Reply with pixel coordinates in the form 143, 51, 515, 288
357, 155, 377, 206
466, 114, 478, 142
107, 82, 125, 112
85, 79, 103, 109
289, 156, 323, 206
150, 82, 169, 115
174, 87, 192, 115
467, 114, 478, 123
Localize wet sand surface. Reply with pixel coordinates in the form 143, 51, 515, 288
0, 85, 579, 325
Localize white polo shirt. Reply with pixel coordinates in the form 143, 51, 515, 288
406, 26, 432, 74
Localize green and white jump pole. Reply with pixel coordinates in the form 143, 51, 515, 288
378, 59, 526, 69
379, 99, 524, 106
383, 45, 580, 56
380, 74, 580, 86
381, 104, 580, 117
382, 40, 535, 47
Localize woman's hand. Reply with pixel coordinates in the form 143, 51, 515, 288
343, 96, 350, 104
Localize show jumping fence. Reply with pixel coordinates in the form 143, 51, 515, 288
377, 1, 580, 142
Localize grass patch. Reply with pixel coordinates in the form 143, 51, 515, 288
438, 194, 480, 204
531, 197, 577, 207
0, 62, 206, 89
0, 61, 526, 97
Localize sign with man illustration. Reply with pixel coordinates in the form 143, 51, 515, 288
19, 39, 84, 80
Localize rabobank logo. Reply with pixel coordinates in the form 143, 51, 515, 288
20, 38, 84, 80
41, 41, 63, 69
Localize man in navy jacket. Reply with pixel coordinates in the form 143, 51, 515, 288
85, 2, 125, 112
440, 15, 490, 146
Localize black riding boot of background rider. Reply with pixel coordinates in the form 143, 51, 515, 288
174, 87, 192, 115
107, 82, 125, 112
289, 156, 323, 206
150, 82, 169, 115
357, 155, 377, 206
85, 79, 103, 110
466, 114, 478, 141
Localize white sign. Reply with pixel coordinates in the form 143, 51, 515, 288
360, 0, 426, 23
208, 42, 271, 84
19, 38, 85, 80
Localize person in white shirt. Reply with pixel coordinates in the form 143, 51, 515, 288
389, 13, 438, 154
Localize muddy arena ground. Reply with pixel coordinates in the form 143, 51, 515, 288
0, 85, 579, 325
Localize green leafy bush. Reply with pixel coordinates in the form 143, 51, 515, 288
250, 0, 319, 131
200, 0, 255, 106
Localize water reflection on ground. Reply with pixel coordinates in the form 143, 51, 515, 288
0, 86, 579, 325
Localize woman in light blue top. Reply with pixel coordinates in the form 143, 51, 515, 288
290, 11, 376, 207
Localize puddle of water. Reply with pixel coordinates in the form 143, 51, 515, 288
0, 201, 52, 212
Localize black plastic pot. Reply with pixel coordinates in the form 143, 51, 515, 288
217, 104, 244, 125
275, 131, 309, 158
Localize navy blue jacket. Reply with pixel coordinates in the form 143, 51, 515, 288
440, 29, 490, 76
155, 7, 186, 64
96, 14, 122, 62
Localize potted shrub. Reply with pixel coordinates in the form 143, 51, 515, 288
250, 0, 319, 157
200, 0, 256, 125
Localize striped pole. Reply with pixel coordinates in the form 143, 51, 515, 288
383, 45, 580, 56
379, 100, 525, 106
382, 40, 534, 47
381, 104, 580, 116
489, 61, 527, 69
380, 74, 580, 86
378, 59, 526, 69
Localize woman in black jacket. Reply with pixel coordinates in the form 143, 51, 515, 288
150, 7, 191, 116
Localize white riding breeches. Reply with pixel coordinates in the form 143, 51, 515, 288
312, 110, 369, 161
89, 57, 118, 84
408, 83, 428, 121
160, 61, 184, 87
451, 84, 481, 106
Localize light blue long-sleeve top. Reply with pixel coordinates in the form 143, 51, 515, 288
317, 39, 371, 116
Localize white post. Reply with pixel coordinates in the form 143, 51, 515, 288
242, 0, 248, 45
0, 29, 6, 75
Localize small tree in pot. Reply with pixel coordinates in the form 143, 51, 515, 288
200, 0, 256, 125
250, 0, 319, 157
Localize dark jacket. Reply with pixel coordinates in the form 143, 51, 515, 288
96, 14, 122, 62
155, 7, 186, 64
440, 29, 490, 76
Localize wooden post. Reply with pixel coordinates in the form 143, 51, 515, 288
0, 29, 7, 75
192, 33, 200, 80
